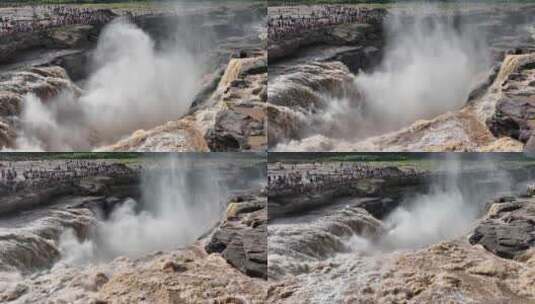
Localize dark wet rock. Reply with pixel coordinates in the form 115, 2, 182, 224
357, 197, 398, 219
330, 46, 382, 74
205, 193, 267, 279
258, 86, 268, 102
0, 184, 77, 216
487, 53, 535, 144
469, 197, 535, 259
205, 110, 258, 152
49, 51, 92, 82
205, 129, 242, 152
487, 97, 535, 142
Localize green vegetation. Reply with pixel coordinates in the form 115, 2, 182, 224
269, 152, 535, 165
1, 0, 147, 4
0, 152, 142, 161
269, 153, 535, 173
268, 0, 535, 4
1, 0, 258, 4
0, 0, 264, 10
0, 153, 265, 168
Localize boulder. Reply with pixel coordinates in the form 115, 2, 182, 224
205, 194, 267, 279
205, 110, 258, 152
487, 53, 535, 143
487, 96, 535, 142
469, 197, 535, 259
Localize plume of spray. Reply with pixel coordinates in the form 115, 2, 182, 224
354, 3, 491, 130
378, 154, 512, 251
82, 19, 201, 143
16, 16, 203, 151
16, 92, 91, 151
13, 0, 265, 151
58, 155, 229, 264
275, 3, 492, 151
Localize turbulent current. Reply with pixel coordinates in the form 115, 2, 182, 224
0, 153, 268, 303
267, 158, 535, 303
0, 3, 267, 152
16, 19, 202, 151
0, 159, 226, 273
0, 155, 269, 304
268, 4, 535, 152
60, 159, 228, 264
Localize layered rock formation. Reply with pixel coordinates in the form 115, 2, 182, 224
206, 191, 268, 279
470, 196, 535, 259
0, 24, 103, 65
487, 53, 535, 145
268, 20, 384, 63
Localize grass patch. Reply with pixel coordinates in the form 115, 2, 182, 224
268, 0, 535, 4
0, 153, 266, 167
0, 152, 142, 161
268, 153, 535, 171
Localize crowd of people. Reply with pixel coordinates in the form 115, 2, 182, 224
0, 160, 140, 193
0, 5, 114, 37
268, 6, 386, 42
268, 162, 417, 194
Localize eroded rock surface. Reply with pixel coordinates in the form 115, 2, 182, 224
268, 12, 385, 63
206, 191, 267, 279
487, 53, 535, 144
469, 196, 535, 259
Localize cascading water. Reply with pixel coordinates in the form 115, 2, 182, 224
16, 19, 202, 151
267, 156, 530, 303
57, 156, 230, 265
269, 4, 504, 152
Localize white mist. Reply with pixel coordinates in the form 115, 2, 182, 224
379, 155, 511, 251
58, 155, 227, 264
17, 18, 203, 151
355, 5, 491, 128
